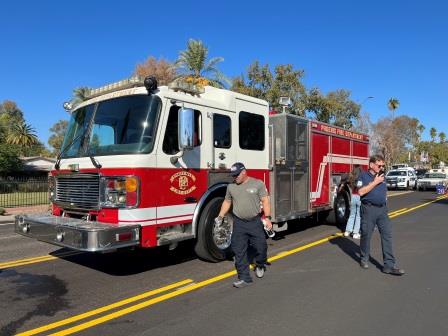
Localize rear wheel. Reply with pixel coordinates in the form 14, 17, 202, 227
194, 197, 233, 262
334, 191, 350, 227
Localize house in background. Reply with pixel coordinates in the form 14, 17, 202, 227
21, 157, 56, 177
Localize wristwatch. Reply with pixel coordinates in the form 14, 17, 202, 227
265, 215, 272, 220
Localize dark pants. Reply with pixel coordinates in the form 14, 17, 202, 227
360, 203, 396, 268
231, 216, 267, 282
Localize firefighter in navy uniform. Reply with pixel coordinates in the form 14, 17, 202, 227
358, 154, 405, 276
216, 162, 272, 288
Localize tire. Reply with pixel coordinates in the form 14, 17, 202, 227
334, 191, 350, 227
194, 197, 233, 262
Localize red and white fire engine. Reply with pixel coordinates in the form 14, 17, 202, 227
15, 77, 369, 262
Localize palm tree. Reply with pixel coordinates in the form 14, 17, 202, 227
439, 131, 446, 143
387, 98, 400, 119
6, 121, 39, 147
430, 127, 437, 142
72, 87, 91, 105
417, 123, 425, 142
175, 39, 230, 88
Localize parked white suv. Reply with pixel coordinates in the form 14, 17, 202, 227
385, 168, 417, 190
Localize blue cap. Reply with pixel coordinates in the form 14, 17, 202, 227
230, 162, 246, 176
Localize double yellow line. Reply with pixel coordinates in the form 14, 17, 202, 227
389, 194, 447, 218
13, 194, 448, 335
0, 251, 80, 270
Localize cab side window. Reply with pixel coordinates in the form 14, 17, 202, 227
239, 111, 264, 150
163, 105, 202, 155
213, 114, 231, 148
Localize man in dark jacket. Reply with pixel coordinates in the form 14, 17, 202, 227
358, 154, 405, 276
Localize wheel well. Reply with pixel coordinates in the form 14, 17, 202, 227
192, 183, 228, 236
336, 183, 351, 202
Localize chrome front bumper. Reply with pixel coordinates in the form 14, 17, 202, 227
15, 213, 140, 252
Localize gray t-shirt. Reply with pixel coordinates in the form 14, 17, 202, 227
225, 177, 268, 220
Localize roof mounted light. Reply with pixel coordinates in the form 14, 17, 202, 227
168, 79, 205, 96
144, 76, 158, 93
63, 101, 73, 112
87, 76, 144, 99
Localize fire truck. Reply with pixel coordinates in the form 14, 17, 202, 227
15, 77, 369, 262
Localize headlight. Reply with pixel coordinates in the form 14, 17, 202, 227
101, 176, 140, 208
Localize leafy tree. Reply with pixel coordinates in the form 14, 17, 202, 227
48, 120, 68, 155
175, 39, 230, 88
430, 127, 437, 142
372, 115, 423, 166
267, 64, 306, 114
387, 98, 400, 119
232, 61, 306, 114
0, 143, 22, 174
6, 121, 39, 148
134, 56, 176, 85
439, 132, 446, 143
372, 117, 397, 165
0, 100, 25, 143
393, 116, 421, 147
0, 100, 24, 120
416, 140, 448, 166
352, 111, 373, 134
305, 88, 360, 128
20, 142, 52, 157
232, 61, 274, 100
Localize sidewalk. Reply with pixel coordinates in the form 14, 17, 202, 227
0, 204, 50, 224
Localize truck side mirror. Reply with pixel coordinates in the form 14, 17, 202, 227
178, 108, 195, 151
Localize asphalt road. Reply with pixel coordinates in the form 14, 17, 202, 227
1, 191, 447, 336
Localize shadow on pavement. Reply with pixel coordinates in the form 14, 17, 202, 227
51, 241, 198, 276
329, 236, 382, 270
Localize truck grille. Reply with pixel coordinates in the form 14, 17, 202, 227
55, 174, 100, 210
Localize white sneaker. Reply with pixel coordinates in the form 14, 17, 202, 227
255, 266, 265, 278
233, 279, 252, 288
352, 233, 361, 239
343, 231, 351, 237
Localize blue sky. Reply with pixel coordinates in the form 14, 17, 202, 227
1, 0, 447, 148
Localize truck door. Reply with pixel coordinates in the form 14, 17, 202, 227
210, 110, 236, 170
154, 102, 205, 230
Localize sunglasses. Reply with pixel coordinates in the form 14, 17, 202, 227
375, 163, 385, 168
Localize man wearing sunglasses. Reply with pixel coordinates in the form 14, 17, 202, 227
357, 154, 405, 275
216, 162, 272, 288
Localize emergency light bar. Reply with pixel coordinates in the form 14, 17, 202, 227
168, 79, 205, 95
88, 76, 144, 98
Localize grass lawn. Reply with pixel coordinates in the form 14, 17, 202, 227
0, 192, 49, 207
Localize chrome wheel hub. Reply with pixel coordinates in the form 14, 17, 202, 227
212, 216, 233, 250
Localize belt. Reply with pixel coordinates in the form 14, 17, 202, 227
234, 214, 261, 223
362, 201, 386, 207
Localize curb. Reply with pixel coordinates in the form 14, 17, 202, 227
0, 215, 15, 224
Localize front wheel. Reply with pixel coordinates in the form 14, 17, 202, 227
194, 197, 233, 262
334, 191, 350, 227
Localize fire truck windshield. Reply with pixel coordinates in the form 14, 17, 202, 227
61, 95, 162, 158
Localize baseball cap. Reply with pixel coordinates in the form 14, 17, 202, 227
230, 162, 246, 176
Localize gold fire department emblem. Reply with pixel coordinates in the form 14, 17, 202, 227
169, 171, 197, 195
